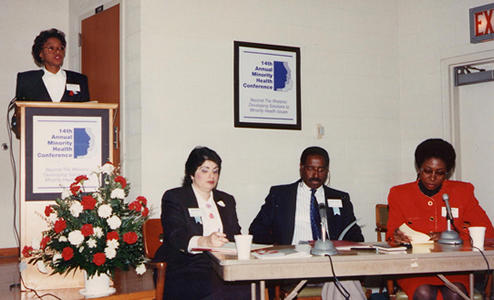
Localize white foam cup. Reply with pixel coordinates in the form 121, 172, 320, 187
234, 234, 253, 260
468, 226, 486, 251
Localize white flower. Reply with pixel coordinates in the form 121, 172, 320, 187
79, 246, 84, 252
105, 246, 117, 259
136, 263, 146, 275
93, 227, 103, 238
107, 239, 119, 249
107, 215, 122, 230
98, 204, 112, 218
61, 188, 72, 199
59, 236, 68, 242
36, 261, 48, 274
100, 163, 115, 175
69, 201, 83, 217
94, 192, 104, 203
48, 213, 58, 223
52, 252, 62, 263
110, 188, 125, 199
68, 230, 84, 246
87, 238, 97, 248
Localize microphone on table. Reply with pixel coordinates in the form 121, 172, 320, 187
438, 193, 463, 245
311, 203, 338, 255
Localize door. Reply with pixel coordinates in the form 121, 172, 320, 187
458, 80, 494, 219
81, 4, 120, 166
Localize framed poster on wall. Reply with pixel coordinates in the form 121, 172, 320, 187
234, 41, 301, 130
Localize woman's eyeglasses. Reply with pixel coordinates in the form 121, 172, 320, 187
420, 168, 447, 177
43, 46, 65, 53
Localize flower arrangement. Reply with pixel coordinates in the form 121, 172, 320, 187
22, 162, 149, 278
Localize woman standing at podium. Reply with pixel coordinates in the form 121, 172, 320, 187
15, 28, 89, 102
386, 138, 494, 300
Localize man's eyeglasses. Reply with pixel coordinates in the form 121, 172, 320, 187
303, 166, 328, 173
43, 46, 65, 53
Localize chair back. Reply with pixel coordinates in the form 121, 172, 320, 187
143, 218, 163, 259
375, 204, 389, 242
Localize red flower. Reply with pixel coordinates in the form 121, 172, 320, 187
142, 207, 149, 217
106, 231, 119, 241
123, 232, 138, 244
136, 196, 147, 206
44, 205, 53, 217
22, 246, 33, 258
40, 236, 51, 249
81, 224, 94, 237
54, 219, 66, 233
62, 247, 74, 261
70, 183, 81, 195
93, 252, 106, 266
129, 201, 142, 212
82, 195, 97, 210
114, 176, 127, 188
74, 175, 88, 184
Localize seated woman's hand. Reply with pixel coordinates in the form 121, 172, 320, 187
198, 232, 229, 248
390, 228, 411, 246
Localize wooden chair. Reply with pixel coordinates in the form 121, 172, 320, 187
143, 218, 167, 300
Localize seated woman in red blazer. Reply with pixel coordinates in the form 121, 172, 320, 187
386, 138, 494, 300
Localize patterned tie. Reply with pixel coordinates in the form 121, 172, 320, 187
310, 188, 321, 240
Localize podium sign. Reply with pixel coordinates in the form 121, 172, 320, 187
25, 107, 110, 200
16, 102, 117, 289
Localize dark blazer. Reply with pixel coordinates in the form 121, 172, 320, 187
153, 185, 241, 274
15, 69, 90, 102
249, 180, 364, 245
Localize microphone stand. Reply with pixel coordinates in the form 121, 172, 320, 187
311, 204, 337, 256
438, 194, 463, 245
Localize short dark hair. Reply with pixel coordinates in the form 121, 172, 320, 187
300, 146, 330, 167
415, 138, 456, 173
32, 28, 66, 67
183, 146, 222, 186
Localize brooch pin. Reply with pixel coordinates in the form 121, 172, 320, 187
217, 200, 225, 207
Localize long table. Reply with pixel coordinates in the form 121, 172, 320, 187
209, 243, 494, 300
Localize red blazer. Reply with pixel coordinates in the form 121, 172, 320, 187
386, 180, 494, 298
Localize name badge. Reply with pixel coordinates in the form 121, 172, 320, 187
441, 207, 459, 218
188, 208, 202, 224
327, 199, 343, 208
66, 83, 80, 92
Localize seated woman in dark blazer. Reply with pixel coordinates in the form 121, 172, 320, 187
16, 28, 89, 102
153, 146, 251, 300
386, 138, 494, 300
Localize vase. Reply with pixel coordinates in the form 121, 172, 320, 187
79, 271, 116, 298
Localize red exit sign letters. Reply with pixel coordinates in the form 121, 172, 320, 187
470, 3, 494, 43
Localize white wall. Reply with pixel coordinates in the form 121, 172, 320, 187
139, 0, 401, 239
0, 1, 69, 248
397, 0, 494, 183
3, 0, 494, 248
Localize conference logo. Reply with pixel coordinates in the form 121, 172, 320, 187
273, 61, 292, 92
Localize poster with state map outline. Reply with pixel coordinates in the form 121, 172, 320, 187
24, 107, 109, 200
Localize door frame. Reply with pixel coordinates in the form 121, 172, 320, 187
75, 0, 124, 168
440, 49, 494, 180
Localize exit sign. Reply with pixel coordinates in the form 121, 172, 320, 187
470, 3, 494, 43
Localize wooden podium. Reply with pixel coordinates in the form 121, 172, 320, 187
16, 101, 118, 290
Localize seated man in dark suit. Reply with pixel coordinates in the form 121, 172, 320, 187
249, 146, 365, 300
